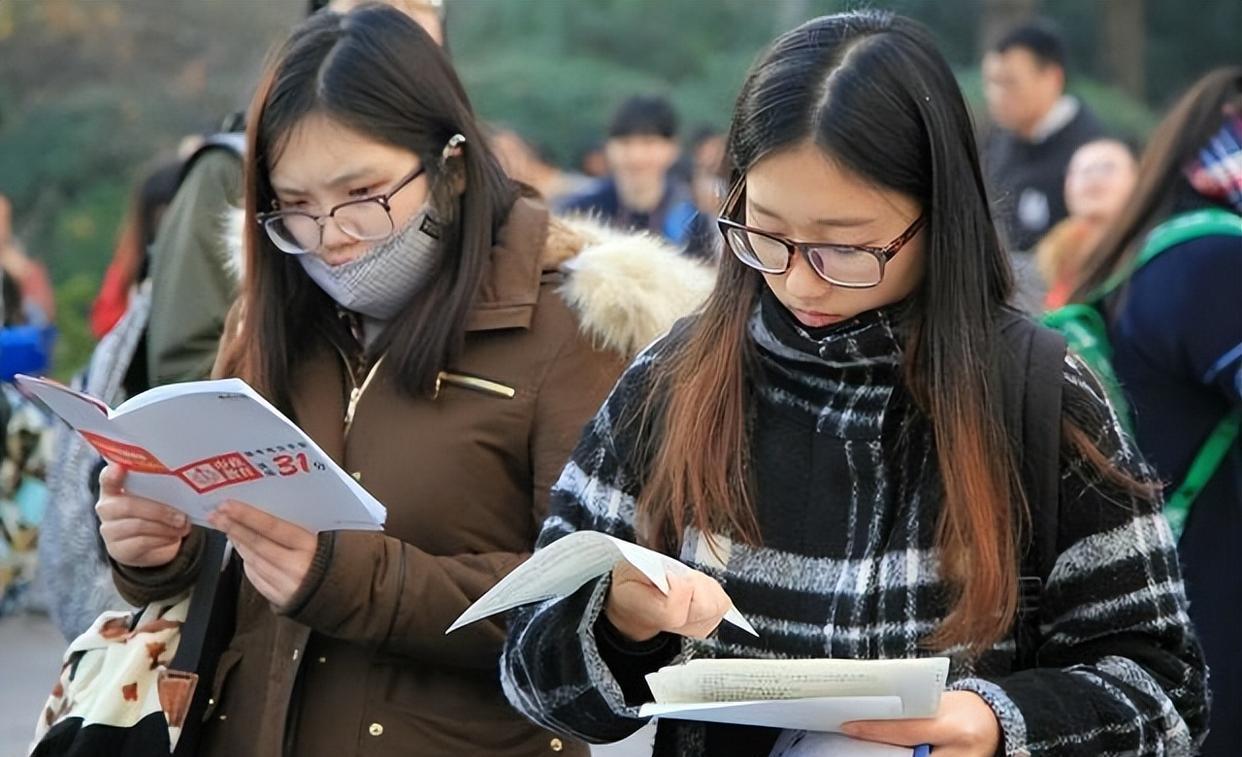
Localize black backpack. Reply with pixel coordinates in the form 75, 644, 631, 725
997, 311, 1067, 669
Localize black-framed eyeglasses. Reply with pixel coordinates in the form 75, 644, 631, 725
716, 178, 926, 289
256, 164, 426, 255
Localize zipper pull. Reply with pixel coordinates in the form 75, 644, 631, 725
345, 386, 363, 428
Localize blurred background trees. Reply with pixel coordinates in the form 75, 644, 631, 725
0, 0, 1236, 376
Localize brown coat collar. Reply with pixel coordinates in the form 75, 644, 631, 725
464, 198, 550, 333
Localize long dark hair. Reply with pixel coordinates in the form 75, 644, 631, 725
219, 6, 516, 410
1072, 66, 1242, 300
637, 11, 1026, 654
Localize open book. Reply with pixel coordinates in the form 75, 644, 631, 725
640, 657, 949, 733
446, 530, 757, 635
16, 375, 386, 533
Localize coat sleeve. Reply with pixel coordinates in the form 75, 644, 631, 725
950, 356, 1209, 756
501, 341, 689, 744
111, 526, 208, 607
280, 310, 626, 669
146, 149, 242, 386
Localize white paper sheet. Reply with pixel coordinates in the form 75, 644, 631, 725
638, 695, 904, 732
446, 530, 757, 635
16, 375, 386, 533
644, 657, 949, 717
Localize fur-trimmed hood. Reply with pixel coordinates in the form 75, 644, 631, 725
542, 213, 715, 357
223, 200, 716, 359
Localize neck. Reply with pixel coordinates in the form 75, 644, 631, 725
1018, 95, 1075, 142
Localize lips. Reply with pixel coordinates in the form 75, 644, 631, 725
791, 308, 845, 328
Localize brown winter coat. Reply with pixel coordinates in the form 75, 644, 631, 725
112, 199, 714, 757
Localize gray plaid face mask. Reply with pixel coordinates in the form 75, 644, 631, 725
298, 204, 441, 319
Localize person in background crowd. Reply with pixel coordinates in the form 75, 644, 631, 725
683, 125, 727, 261
983, 20, 1104, 312
1070, 66, 1242, 757
89, 160, 184, 339
95, 7, 713, 756
1035, 138, 1138, 308
688, 126, 727, 215
503, 11, 1207, 757
560, 95, 710, 255
488, 125, 593, 206
0, 195, 55, 325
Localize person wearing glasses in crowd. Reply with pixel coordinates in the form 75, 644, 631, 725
502, 11, 1207, 757
92, 7, 713, 757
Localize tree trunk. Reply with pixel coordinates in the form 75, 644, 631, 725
980, 0, 1040, 55
1097, 0, 1146, 102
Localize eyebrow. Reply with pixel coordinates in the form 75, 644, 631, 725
272, 167, 388, 197
748, 199, 875, 228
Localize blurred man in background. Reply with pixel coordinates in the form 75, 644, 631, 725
984, 20, 1105, 311
560, 95, 707, 255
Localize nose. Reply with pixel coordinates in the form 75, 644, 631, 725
319, 214, 355, 251
783, 251, 832, 301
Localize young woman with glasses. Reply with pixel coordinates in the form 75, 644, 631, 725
92, 7, 712, 757
502, 12, 1207, 757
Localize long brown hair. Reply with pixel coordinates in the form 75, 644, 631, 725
1071, 67, 1242, 300
217, 7, 515, 411
637, 12, 1026, 655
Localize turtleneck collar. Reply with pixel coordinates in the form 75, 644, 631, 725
748, 287, 907, 437
750, 286, 906, 371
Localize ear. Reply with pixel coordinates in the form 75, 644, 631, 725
441, 134, 467, 195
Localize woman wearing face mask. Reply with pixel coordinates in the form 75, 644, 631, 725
501, 12, 1207, 757
93, 8, 712, 757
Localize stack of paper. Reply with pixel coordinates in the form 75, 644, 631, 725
639, 657, 949, 732
16, 375, 386, 533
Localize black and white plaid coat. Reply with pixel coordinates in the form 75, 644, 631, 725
501, 296, 1208, 757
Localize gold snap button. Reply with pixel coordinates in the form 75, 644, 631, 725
369, 722, 384, 737
550, 737, 563, 752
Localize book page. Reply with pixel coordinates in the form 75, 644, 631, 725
446, 530, 757, 635
638, 695, 904, 733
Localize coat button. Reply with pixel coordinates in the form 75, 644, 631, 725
317, 656, 327, 664
291, 649, 299, 661
369, 723, 384, 737
550, 738, 563, 752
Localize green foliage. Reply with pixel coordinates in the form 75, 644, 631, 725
0, 0, 1232, 381
50, 273, 98, 382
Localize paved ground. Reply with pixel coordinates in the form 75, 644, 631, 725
0, 613, 66, 757
0, 612, 651, 757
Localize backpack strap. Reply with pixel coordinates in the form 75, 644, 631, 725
998, 311, 1067, 668
167, 531, 237, 754
1164, 406, 1242, 540
177, 132, 246, 186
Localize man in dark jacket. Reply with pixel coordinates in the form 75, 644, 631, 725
982, 21, 1104, 253
559, 95, 712, 259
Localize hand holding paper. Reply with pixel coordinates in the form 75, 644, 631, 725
446, 530, 757, 636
